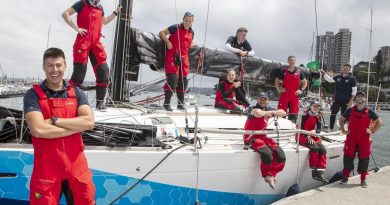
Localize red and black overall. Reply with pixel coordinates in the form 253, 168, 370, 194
70, 0, 109, 104
277, 67, 303, 121
29, 84, 95, 205
163, 24, 194, 106
342, 106, 378, 181
243, 105, 286, 177
296, 111, 327, 170
214, 80, 249, 111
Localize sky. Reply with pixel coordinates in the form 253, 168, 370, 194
1, 0, 389, 87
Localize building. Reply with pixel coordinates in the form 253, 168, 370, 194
315, 32, 335, 70
334, 28, 352, 73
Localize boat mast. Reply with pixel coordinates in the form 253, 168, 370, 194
367, 8, 373, 100
110, 0, 135, 102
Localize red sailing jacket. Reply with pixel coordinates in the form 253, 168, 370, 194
348, 106, 371, 139
214, 80, 235, 105
282, 67, 301, 96
76, 0, 103, 44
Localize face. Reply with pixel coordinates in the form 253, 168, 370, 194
257, 97, 269, 108
183, 16, 194, 29
342, 65, 351, 74
310, 104, 321, 113
43, 57, 66, 85
288, 57, 296, 67
355, 94, 366, 104
227, 70, 236, 83
236, 31, 247, 43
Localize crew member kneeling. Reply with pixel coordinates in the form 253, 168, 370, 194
214, 69, 250, 111
243, 93, 287, 189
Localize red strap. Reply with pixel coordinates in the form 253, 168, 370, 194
67, 86, 76, 98
240, 58, 245, 91
33, 84, 47, 99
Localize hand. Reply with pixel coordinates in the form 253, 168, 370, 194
264, 112, 273, 118
307, 136, 315, 144
233, 81, 241, 88
347, 101, 353, 108
309, 130, 316, 136
295, 90, 302, 95
278, 87, 286, 93
115, 5, 122, 13
166, 41, 173, 49
77, 28, 88, 36
366, 128, 373, 135
341, 129, 350, 135
239, 50, 247, 57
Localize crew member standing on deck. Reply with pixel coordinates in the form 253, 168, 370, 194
23, 48, 95, 204
274, 56, 307, 123
296, 101, 328, 183
321, 64, 357, 131
62, 0, 121, 111
214, 69, 250, 111
159, 12, 195, 111
339, 91, 382, 188
243, 93, 287, 190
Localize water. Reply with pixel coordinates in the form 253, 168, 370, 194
1, 94, 389, 169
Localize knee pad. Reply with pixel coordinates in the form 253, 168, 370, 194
306, 143, 320, 153
343, 155, 355, 171
96, 64, 109, 84
166, 74, 178, 91
357, 158, 369, 173
71, 63, 87, 85
317, 143, 327, 154
257, 146, 273, 164
274, 146, 286, 163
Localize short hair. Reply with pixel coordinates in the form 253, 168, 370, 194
287, 55, 296, 61
43, 47, 66, 64
183, 12, 194, 18
343, 64, 351, 68
236, 27, 248, 34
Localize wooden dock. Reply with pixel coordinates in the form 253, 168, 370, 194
273, 166, 390, 205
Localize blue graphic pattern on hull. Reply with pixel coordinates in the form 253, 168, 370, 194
0, 151, 283, 204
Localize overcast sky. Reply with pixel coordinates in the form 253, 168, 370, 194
1, 0, 389, 87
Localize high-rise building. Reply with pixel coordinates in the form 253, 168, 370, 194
315, 32, 335, 70
334, 28, 352, 73
377, 46, 390, 82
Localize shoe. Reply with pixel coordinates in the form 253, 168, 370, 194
340, 176, 349, 184
264, 175, 276, 190
163, 104, 173, 111
313, 170, 329, 184
360, 180, 368, 188
96, 101, 107, 112
177, 104, 186, 110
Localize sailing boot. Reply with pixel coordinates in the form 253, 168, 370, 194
163, 90, 173, 111
96, 86, 107, 112
313, 170, 329, 184
177, 92, 186, 110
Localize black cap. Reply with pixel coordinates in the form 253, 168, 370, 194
257, 92, 269, 99
356, 91, 366, 97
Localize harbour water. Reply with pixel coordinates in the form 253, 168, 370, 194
1, 92, 389, 170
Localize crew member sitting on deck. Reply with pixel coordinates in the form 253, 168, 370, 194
274, 56, 307, 123
339, 91, 382, 188
214, 69, 250, 111
296, 100, 328, 183
243, 93, 287, 190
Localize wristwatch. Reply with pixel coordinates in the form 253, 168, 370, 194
50, 116, 58, 126
113, 11, 118, 16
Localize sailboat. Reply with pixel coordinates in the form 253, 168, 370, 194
0, 0, 344, 204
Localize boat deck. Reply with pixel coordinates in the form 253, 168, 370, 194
273, 166, 390, 205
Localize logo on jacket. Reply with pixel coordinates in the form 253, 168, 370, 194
35, 192, 42, 199
345, 80, 349, 83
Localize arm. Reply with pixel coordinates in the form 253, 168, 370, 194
301, 78, 308, 91
235, 88, 250, 106
339, 115, 348, 134
159, 28, 173, 49
316, 117, 322, 133
274, 77, 285, 93
321, 70, 335, 83
220, 82, 235, 98
102, 5, 121, 25
247, 49, 255, 57
370, 118, 383, 134
62, 7, 87, 35
252, 108, 286, 118
54, 104, 94, 132
26, 111, 79, 139
348, 79, 357, 107
225, 43, 241, 53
